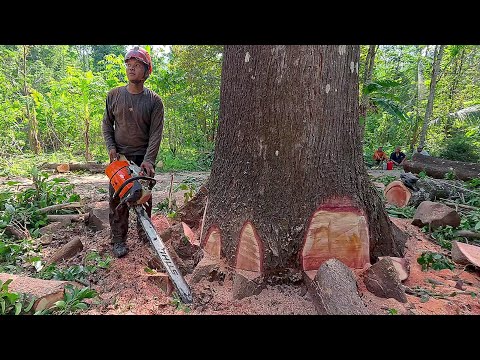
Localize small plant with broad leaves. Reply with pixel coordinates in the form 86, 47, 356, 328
444, 170, 456, 180
170, 292, 190, 314
0, 279, 36, 315
429, 226, 456, 250
417, 251, 455, 271
418, 171, 428, 179
36, 284, 96, 315
375, 175, 398, 186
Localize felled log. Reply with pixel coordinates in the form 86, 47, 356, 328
403, 153, 480, 181
40, 162, 106, 173
38, 202, 82, 214
408, 178, 470, 207
0, 273, 77, 312
47, 238, 84, 264
451, 241, 480, 267
46, 214, 88, 222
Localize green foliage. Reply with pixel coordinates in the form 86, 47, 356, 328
0, 236, 39, 273
0, 278, 36, 315
466, 178, 480, 189
444, 171, 456, 180
0, 168, 80, 236
387, 308, 398, 315
417, 251, 455, 271
374, 175, 397, 186
438, 134, 480, 162
36, 284, 96, 315
386, 205, 415, 219
170, 292, 190, 313
175, 181, 196, 204
418, 171, 428, 179
429, 226, 456, 250
38, 251, 112, 283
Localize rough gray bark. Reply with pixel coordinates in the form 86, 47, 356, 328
203, 45, 403, 275
312, 259, 369, 315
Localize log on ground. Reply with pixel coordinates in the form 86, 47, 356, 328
403, 153, 480, 181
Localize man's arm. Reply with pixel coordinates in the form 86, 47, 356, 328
142, 97, 164, 174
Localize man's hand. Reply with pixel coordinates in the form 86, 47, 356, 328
109, 148, 119, 163
140, 161, 155, 177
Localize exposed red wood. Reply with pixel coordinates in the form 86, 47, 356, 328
235, 221, 263, 273
384, 181, 411, 207
202, 225, 221, 259
301, 199, 369, 271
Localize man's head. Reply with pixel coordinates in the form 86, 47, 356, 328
378, 146, 383, 151
417, 146, 423, 152
395, 146, 401, 153
125, 46, 153, 82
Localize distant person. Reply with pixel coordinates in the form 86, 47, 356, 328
390, 146, 406, 166
373, 146, 389, 166
416, 145, 429, 156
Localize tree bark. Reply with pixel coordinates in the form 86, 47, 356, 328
202, 46, 403, 278
403, 153, 480, 181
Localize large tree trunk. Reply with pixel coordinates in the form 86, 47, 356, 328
403, 153, 480, 181
202, 46, 404, 281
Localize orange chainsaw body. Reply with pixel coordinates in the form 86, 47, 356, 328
105, 158, 153, 205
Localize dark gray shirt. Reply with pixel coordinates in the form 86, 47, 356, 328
102, 85, 164, 165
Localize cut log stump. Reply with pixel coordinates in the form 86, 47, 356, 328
384, 180, 411, 208
0, 273, 76, 312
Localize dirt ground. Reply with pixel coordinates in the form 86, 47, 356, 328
3, 169, 480, 315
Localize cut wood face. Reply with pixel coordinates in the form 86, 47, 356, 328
384, 180, 411, 208
202, 226, 221, 259
235, 222, 263, 273
301, 209, 369, 271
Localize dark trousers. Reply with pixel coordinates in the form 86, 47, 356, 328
109, 154, 153, 244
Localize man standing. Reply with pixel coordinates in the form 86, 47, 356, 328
102, 46, 164, 258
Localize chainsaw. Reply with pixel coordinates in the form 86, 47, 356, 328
105, 155, 193, 304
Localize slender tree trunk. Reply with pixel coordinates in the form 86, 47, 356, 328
84, 104, 91, 161
410, 46, 427, 152
202, 46, 403, 279
22, 45, 41, 154
444, 46, 466, 137
359, 45, 378, 138
419, 45, 445, 148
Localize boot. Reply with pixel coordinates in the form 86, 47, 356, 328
112, 242, 128, 258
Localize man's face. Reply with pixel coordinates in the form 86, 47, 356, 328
125, 59, 146, 83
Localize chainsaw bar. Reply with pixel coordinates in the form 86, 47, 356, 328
134, 205, 193, 304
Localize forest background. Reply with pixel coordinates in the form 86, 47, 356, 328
0, 44, 479, 177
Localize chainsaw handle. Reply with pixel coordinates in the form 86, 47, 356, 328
112, 176, 156, 199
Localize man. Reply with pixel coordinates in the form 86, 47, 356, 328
102, 46, 164, 258
416, 145, 429, 156
373, 146, 389, 165
390, 146, 406, 166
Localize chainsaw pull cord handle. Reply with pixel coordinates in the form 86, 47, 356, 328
112, 175, 157, 200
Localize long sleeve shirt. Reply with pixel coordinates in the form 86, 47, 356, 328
102, 85, 164, 166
